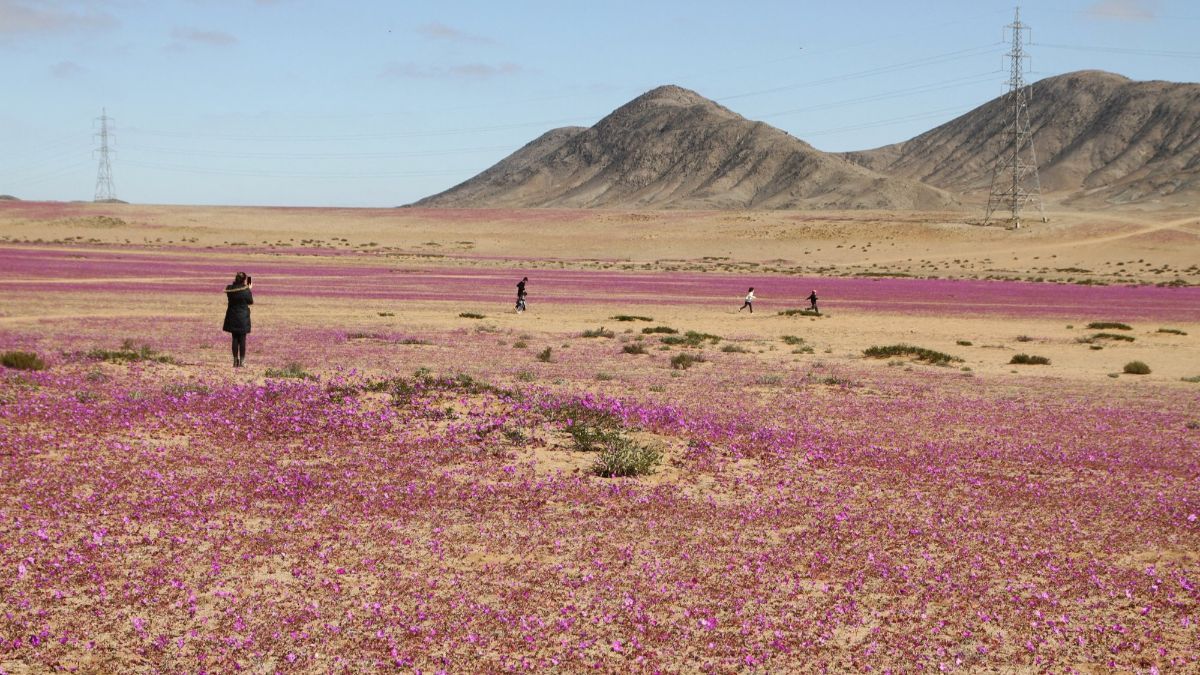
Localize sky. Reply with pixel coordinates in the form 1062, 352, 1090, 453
2, 0, 1198, 207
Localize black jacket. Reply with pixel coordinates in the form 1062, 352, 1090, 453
223, 285, 253, 333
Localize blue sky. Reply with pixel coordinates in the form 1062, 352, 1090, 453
3, 0, 1197, 207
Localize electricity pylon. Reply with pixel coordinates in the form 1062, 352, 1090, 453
984, 7, 1046, 228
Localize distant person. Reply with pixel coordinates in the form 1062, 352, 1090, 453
738, 287, 756, 313
516, 276, 528, 313
223, 272, 253, 368
807, 289, 819, 314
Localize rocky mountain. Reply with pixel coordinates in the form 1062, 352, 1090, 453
843, 70, 1200, 207
412, 85, 955, 210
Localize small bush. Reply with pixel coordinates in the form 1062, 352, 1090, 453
459, 312, 485, 319
757, 374, 783, 386
581, 327, 615, 338
1015, 335, 1033, 342
956, 340, 973, 346
1093, 333, 1135, 342
778, 308, 820, 317
661, 331, 721, 347
567, 423, 622, 452
536, 347, 553, 362
87, 340, 176, 364
594, 372, 613, 381
592, 437, 661, 477
642, 326, 678, 335
1, 350, 45, 371
862, 344, 961, 364
622, 343, 648, 355
611, 315, 653, 322
1180, 375, 1200, 383
720, 343, 749, 353
516, 371, 536, 382
1123, 361, 1151, 375
781, 335, 806, 346
513, 340, 528, 349
1158, 328, 1187, 336
1010, 354, 1050, 365
1088, 321, 1132, 330
265, 362, 311, 379
670, 353, 706, 370
378, 312, 394, 317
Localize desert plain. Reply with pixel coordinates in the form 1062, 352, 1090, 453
0, 201, 1197, 672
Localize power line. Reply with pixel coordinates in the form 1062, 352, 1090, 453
1032, 42, 1200, 59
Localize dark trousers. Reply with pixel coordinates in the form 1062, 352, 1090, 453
739, 302, 753, 313
230, 332, 247, 361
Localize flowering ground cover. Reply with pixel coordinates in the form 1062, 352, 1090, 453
1, 242, 1198, 672
2, 244, 1199, 320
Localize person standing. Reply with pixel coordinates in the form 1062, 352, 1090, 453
807, 289, 819, 314
738, 287, 756, 313
516, 276, 528, 312
223, 272, 253, 368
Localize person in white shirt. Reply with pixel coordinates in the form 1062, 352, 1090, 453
738, 287, 756, 313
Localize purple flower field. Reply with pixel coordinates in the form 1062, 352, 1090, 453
2, 244, 1198, 320
1, 242, 1197, 672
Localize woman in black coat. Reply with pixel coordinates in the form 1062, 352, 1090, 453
223, 272, 253, 367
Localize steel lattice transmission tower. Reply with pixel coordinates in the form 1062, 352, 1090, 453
985, 7, 1045, 227
94, 108, 117, 202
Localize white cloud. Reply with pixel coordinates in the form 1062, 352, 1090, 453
0, 0, 116, 36
381, 61, 523, 81
1085, 0, 1158, 21
171, 27, 238, 47
416, 22, 494, 45
50, 59, 87, 78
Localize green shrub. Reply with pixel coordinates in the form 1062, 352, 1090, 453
1010, 354, 1050, 365
516, 371, 536, 382
661, 331, 721, 347
87, 340, 176, 364
1180, 375, 1200, 383
459, 312, 485, 319
670, 353, 706, 370
536, 347, 553, 362
1088, 321, 1132, 330
611, 315, 653, 322
1122, 361, 1151, 375
567, 423, 622, 452
1015, 335, 1033, 342
591, 436, 661, 477
720, 343, 749, 353
581, 327, 615, 338
622, 343, 648, 355
781, 335, 806, 346
1, 350, 45, 371
956, 340, 973, 346
778, 308, 820, 317
265, 362, 311, 379
642, 326, 678, 335
1158, 328, 1187, 336
513, 340, 528, 349
862, 344, 961, 364
378, 312, 394, 317
1092, 333, 1135, 342
595, 372, 613, 381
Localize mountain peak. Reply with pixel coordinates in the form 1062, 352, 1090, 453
630, 84, 713, 107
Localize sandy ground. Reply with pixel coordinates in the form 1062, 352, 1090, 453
1, 201, 1197, 384
0, 202, 1197, 284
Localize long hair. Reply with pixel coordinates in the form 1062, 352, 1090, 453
233, 272, 247, 286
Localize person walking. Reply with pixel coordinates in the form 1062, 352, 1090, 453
738, 287, 756, 313
223, 272, 253, 368
807, 289, 819, 314
516, 276, 528, 312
